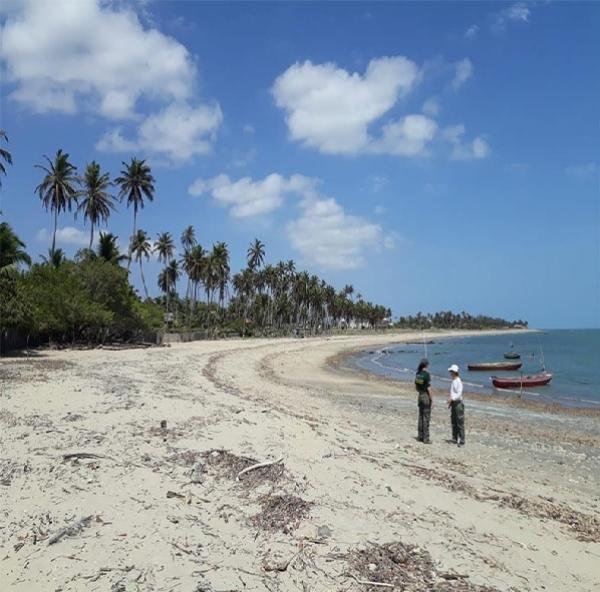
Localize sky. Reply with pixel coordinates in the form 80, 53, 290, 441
1, 0, 599, 328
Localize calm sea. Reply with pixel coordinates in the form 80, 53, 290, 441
350, 329, 600, 408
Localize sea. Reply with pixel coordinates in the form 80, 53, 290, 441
350, 329, 600, 409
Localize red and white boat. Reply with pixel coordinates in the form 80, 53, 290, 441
491, 372, 553, 389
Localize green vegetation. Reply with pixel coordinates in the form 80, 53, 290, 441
394, 311, 527, 330
0, 136, 525, 350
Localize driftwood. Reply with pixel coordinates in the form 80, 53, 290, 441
236, 457, 284, 481
62, 452, 110, 461
47, 515, 94, 545
345, 574, 393, 588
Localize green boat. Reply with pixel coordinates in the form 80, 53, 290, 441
504, 352, 521, 360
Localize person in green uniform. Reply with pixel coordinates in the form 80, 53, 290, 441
415, 358, 432, 443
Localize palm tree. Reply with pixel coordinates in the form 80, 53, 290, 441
0, 222, 31, 270
41, 247, 66, 268
0, 129, 12, 188
131, 229, 152, 298
158, 259, 180, 318
115, 158, 155, 269
181, 225, 196, 251
154, 232, 175, 264
181, 244, 206, 321
247, 238, 265, 271
35, 149, 79, 253
211, 242, 230, 309
77, 161, 116, 249
97, 232, 127, 265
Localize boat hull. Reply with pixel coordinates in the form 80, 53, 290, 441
491, 373, 553, 388
503, 352, 520, 360
468, 362, 522, 371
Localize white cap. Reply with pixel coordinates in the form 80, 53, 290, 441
448, 364, 460, 373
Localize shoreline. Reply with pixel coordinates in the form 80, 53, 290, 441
328, 333, 600, 418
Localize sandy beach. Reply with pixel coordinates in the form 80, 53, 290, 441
1, 330, 599, 592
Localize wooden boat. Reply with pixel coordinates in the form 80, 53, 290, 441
491, 372, 553, 388
468, 361, 522, 371
503, 352, 520, 360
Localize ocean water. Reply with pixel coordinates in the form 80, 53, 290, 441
351, 330, 600, 408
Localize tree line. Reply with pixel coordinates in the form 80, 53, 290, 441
0, 130, 525, 349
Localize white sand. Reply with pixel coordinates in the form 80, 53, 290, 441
1, 331, 599, 591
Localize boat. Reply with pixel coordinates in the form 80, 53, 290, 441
491, 372, 553, 388
468, 361, 523, 371
503, 351, 521, 360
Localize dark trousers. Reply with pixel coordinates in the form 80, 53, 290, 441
417, 392, 431, 442
450, 400, 465, 443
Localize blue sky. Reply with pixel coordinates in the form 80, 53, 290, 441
1, 1, 599, 328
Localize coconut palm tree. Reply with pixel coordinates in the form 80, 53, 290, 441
131, 229, 152, 298
181, 225, 196, 251
41, 247, 66, 268
0, 222, 31, 270
0, 129, 12, 189
115, 158, 155, 269
211, 242, 230, 309
247, 238, 265, 271
77, 161, 116, 249
158, 259, 181, 318
154, 232, 175, 264
35, 149, 79, 253
181, 244, 206, 322
97, 232, 127, 265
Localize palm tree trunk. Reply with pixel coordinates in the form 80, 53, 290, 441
52, 207, 58, 253
139, 260, 149, 299
89, 224, 94, 250
127, 209, 137, 270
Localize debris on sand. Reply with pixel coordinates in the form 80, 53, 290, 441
250, 494, 312, 534
347, 541, 500, 591
47, 515, 97, 546
402, 463, 600, 542
489, 493, 600, 543
202, 449, 284, 488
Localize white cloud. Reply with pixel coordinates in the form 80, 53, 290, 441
2, 0, 222, 162
287, 195, 388, 270
36, 227, 90, 247
492, 2, 532, 32
443, 124, 490, 160
190, 171, 391, 269
97, 102, 223, 162
422, 97, 440, 117
565, 163, 597, 179
465, 24, 479, 39
272, 57, 420, 155
189, 173, 317, 218
451, 58, 473, 91
371, 115, 438, 157
1, 0, 194, 118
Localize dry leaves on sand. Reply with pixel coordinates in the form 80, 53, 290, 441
250, 494, 313, 534
347, 541, 501, 591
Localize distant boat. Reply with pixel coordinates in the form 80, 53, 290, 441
468, 361, 523, 371
504, 351, 521, 360
491, 372, 553, 388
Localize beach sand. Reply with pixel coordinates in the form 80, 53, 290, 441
1, 330, 599, 591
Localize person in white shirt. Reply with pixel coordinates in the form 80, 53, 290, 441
447, 364, 465, 446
